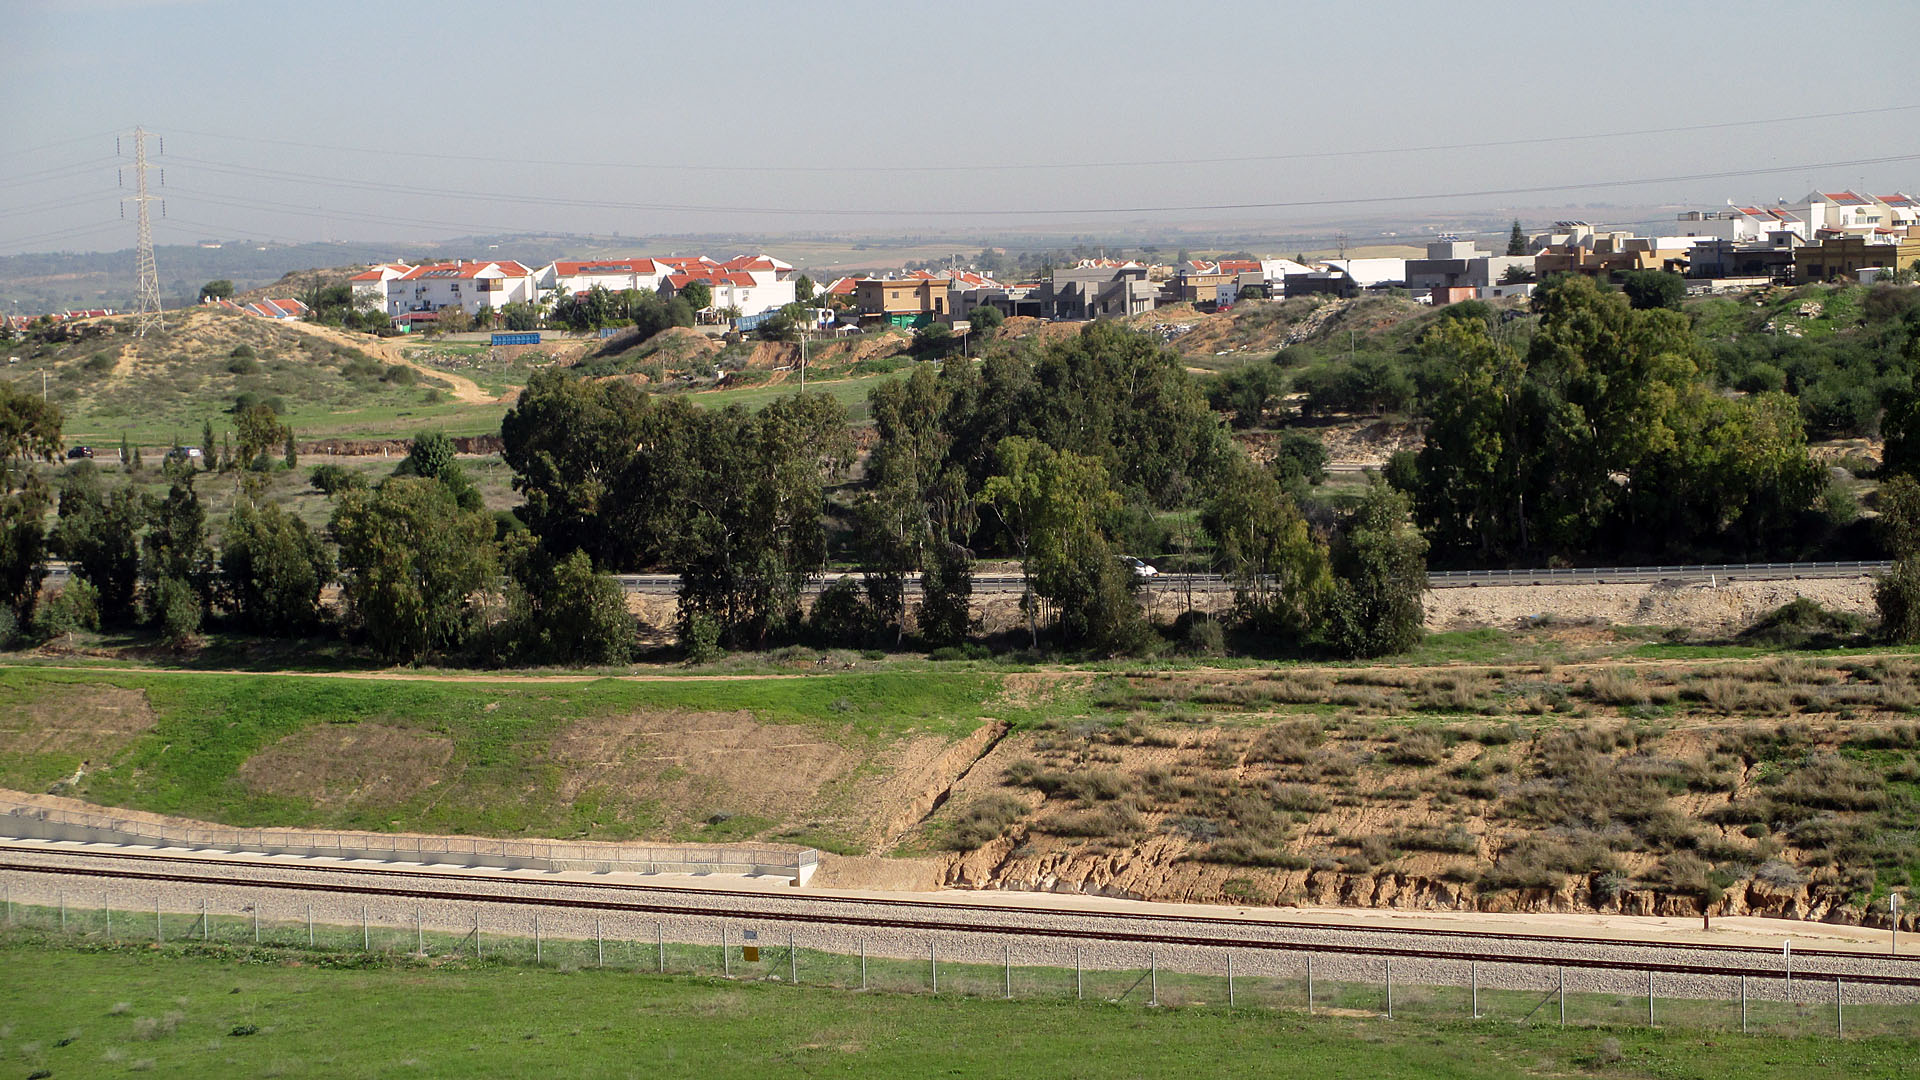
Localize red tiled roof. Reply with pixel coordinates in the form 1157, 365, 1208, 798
552, 258, 658, 276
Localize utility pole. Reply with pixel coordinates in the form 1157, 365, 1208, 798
120, 127, 165, 337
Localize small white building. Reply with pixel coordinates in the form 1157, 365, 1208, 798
348, 263, 413, 309
1322, 257, 1407, 288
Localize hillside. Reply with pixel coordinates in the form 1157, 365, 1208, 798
1, 307, 509, 444
6, 644, 1916, 928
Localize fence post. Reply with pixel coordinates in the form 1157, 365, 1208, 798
102, 892, 109, 939
1471, 961, 1479, 1018
657, 923, 664, 973
415, 910, 423, 955
860, 938, 867, 990
1740, 974, 1747, 1033
362, 905, 368, 951
1151, 951, 1159, 1007
1004, 944, 1012, 999
722, 923, 730, 977
1647, 970, 1654, 1027
60, 890, 66, 934
930, 941, 938, 994
790, 930, 797, 985
1835, 978, 1843, 1037
1385, 958, 1393, 1019
4, 882, 10, 926
1076, 946, 1083, 1001
1307, 955, 1315, 1015
474, 913, 481, 960
155, 897, 162, 943
255, 903, 261, 945
200, 898, 208, 941
1226, 952, 1234, 1007
597, 918, 604, 968
1558, 967, 1565, 1027
308, 905, 314, 949
535, 913, 542, 964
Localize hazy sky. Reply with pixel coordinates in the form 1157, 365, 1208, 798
2, 0, 1917, 254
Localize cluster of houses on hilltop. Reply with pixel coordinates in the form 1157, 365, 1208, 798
149, 184, 1920, 335
344, 253, 800, 330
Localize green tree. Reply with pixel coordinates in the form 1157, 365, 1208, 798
1202, 452, 1331, 642
432, 306, 473, 335
1877, 474, 1920, 559
1506, 220, 1527, 256
794, 275, 816, 303
1207, 363, 1284, 428
139, 470, 212, 632
982, 437, 1144, 652
218, 502, 334, 634
0, 383, 62, 628
401, 430, 457, 482
1877, 557, 1920, 644
1325, 479, 1428, 658
283, 428, 298, 470
1621, 269, 1686, 312
662, 394, 852, 646
969, 304, 1005, 332
201, 419, 216, 470
505, 544, 634, 665
1272, 429, 1330, 494
331, 476, 498, 663
915, 321, 956, 357
917, 539, 975, 646
500, 370, 654, 567
51, 464, 145, 625
200, 279, 235, 301
677, 279, 712, 312
235, 403, 287, 469
498, 301, 541, 332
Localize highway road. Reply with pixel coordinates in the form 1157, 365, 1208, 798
41, 561, 1889, 596
608, 561, 1891, 596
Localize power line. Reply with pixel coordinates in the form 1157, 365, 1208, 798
164, 102, 1920, 175
159, 148, 1920, 219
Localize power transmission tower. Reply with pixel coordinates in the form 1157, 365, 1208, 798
120, 126, 164, 337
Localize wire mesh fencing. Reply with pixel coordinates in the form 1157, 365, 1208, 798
3, 877, 1915, 1041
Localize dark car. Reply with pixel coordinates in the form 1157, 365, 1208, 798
66, 446, 93, 460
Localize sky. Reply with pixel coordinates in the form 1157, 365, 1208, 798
2, 0, 1917, 255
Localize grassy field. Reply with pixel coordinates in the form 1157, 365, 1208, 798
1, 309, 510, 446
0, 666, 1017, 846
0, 939, 1912, 1079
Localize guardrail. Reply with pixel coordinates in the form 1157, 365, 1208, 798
1427, 561, 1892, 585
0, 800, 817, 885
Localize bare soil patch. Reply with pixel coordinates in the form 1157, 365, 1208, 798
239, 723, 454, 808
0, 685, 156, 758
546, 710, 857, 827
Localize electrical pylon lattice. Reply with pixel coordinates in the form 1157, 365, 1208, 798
124, 127, 164, 336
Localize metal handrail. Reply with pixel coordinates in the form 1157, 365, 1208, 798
0, 800, 816, 871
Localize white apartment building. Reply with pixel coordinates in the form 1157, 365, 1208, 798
535, 258, 669, 300
387, 261, 537, 318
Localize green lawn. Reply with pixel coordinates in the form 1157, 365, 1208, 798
663, 367, 911, 422
1, 941, 1913, 1079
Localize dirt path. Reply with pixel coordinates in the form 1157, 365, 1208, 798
278, 321, 491, 405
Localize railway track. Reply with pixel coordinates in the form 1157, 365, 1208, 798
5, 847, 1914, 987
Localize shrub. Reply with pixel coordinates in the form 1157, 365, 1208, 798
944, 794, 1027, 851
309, 463, 366, 495
681, 613, 724, 664
33, 579, 100, 638
147, 575, 201, 644
1742, 597, 1868, 648
928, 643, 990, 662
808, 578, 875, 646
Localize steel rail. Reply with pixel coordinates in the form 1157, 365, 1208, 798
3, 852, 1911, 982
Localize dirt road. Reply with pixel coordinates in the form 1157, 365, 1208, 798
278, 321, 491, 405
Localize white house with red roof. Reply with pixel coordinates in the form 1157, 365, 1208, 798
348, 263, 414, 310
536, 258, 669, 300
387, 260, 536, 318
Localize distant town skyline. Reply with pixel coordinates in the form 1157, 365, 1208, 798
3, 0, 1917, 255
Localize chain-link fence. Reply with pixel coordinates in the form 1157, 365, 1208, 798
4, 874, 1915, 1040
